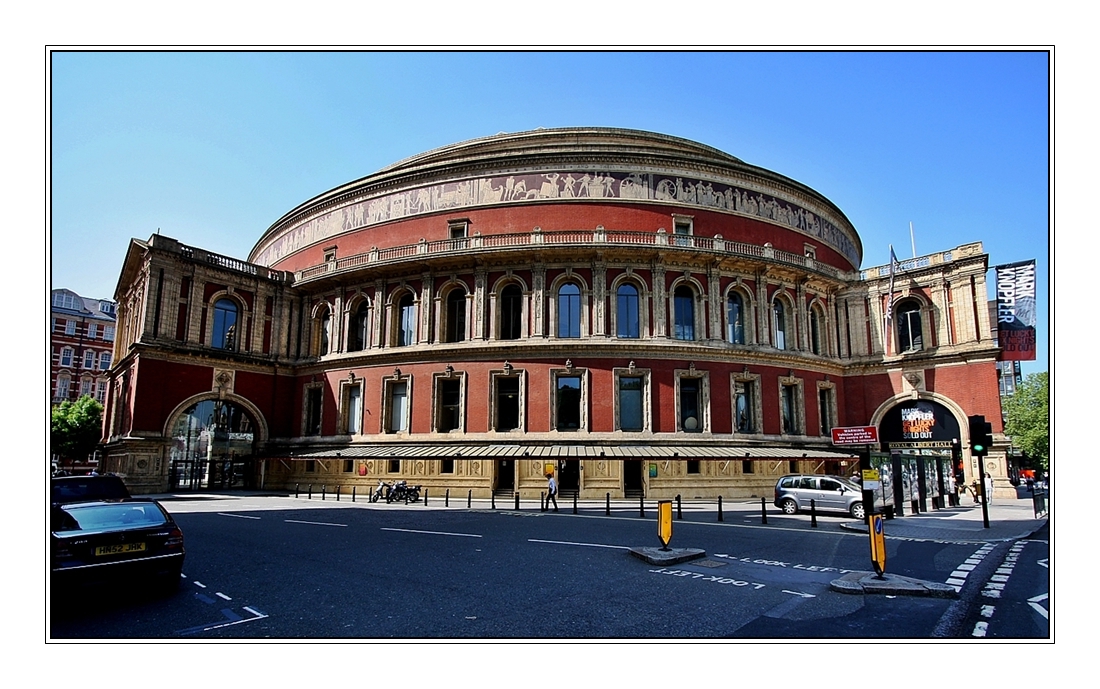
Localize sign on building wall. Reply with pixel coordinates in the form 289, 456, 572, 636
994, 260, 1037, 361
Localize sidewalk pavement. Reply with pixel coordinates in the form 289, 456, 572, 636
837, 497, 1049, 543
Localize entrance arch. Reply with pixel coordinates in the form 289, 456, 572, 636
166, 395, 265, 490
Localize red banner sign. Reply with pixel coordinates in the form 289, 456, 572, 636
831, 426, 879, 445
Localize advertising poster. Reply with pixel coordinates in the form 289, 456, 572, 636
994, 260, 1037, 361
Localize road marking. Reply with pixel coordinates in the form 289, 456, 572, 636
972, 621, 989, 637
1037, 558, 1048, 569
528, 538, 628, 549
782, 590, 815, 598
285, 519, 348, 527
193, 581, 207, 588
216, 592, 232, 601
1029, 593, 1049, 620
218, 512, 261, 520
383, 527, 481, 538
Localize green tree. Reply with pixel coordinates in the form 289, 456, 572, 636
51, 395, 104, 465
1003, 371, 1049, 471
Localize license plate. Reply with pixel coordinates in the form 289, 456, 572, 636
95, 542, 146, 556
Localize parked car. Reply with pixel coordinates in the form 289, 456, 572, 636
51, 498, 185, 592
51, 474, 131, 505
774, 474, 865, 519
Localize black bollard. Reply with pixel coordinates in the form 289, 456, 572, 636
810, 499, 818, 528
718, 495, 723, 522
606, 492, 611, 516
308, 484, 312, 500
468, 490, 472, 508
573, 490, 578, 515
321, 485, 326, 501
491, 492, 496, 510
335, 485, 340, 501
352, 486, 357, 502
761, 496, 768, 524
515, 492, 520, 510
639, 494, 645, 518
445, 489, 450, 507
424, 488, 428, 506
676, 494, 682, 520
295, 483, 300, 499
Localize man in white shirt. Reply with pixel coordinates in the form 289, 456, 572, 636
546, 473, 558, 511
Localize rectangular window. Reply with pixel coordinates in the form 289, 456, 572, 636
53, 293, 79, 310
818, 387, 834, 436
346, 385, 362, 434
99, 352, 112, 370
789, 460, 798, 474
438, 379, 461, 432
618, 376, 644, 431
104, 325, 115, 341
781, 385, 796, 434
96, 381, 107, 403
673, 216, 693, 247
305, 460, 316, 473
734, 379, 755, 433
344, 460, 354, 473
65, 320, 76, 335
555, 375, 582, 431
441, 459, 455, 474
495, 377, 520, 431
742, 460, 755, 474
56, 378, 70, 399
305, 387, 322, 436
680, 378, 701, 432
88, 324, 98, 339
80, 379, 92, 397
83, 350, 95, 369
389, 459, 401, 473
388, 381, 408, 433
687, 460, 700, 474
60, 349, 73, 367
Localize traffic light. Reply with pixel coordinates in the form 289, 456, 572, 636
968, 415, 993, 457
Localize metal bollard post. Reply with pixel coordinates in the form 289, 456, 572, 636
541, 491, 546, 512
515, 492, 520, 510
295, 483, 300, 499
424, 488, 428, 506
445, 489, 450, 507
718, 495, 723, 522
491, 492, 496, 510
336, 485, 341, 501
810, 499, 818, 528
322, 485, 326, 501
573, 490, 578, 515
606, 493, 611, 516
308, 484, 312, 500
676, 494, 682, 520
761, 496, 768, 524
639, 494, 645, 518
468, 490, 472, 508
352, 486, 357, 502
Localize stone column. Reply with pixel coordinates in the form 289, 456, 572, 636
652, 264, 667, 338
592, 261, 607, 337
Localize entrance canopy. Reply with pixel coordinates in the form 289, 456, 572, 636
264, 443, 857, 461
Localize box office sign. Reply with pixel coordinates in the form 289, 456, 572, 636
879, 400, 960, 446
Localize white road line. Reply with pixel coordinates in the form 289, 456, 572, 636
218, 512, 261, 520
382, 527, 482, 538
529, 538, 629, 550
216, 592, 232, 601
201, 611, 269, 632
781, 590, 815, 598
193, 581, 206, 588
1028, 593, 1049, 620
243, 607, 262, 616
285, 519, 347, 527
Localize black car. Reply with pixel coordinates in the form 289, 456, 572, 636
51, 499, 185, 592
51, 474, 131, 504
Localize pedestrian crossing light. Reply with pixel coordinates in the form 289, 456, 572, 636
968, 415, 993, 458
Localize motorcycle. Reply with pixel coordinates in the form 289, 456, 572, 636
370, 480, 389, 503
385, 479, 421, 503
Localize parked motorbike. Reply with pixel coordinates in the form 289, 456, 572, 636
370, 480, 389, 503
385, 479, 421, 503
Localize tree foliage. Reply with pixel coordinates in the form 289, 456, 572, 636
51, 395, 104, 463
1003, 371, 1049, 470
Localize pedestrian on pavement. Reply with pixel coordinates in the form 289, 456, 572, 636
970, 480, 980, 504
984, 475, 994, 504
546, 473, 558, 511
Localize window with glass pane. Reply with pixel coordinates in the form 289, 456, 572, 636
60, 348, 73, 367
99, 353, 111, 370
350, 302, 369, 351
446, 290, 466, 343
347, 385, 362, 434
781, 385, 796, 434
618, 376, 644, 431
773, 300, 786, 350
65, 320, 76, 335
80, 378, 92, 396
680, 378, 701, 432
104, 325, 115, 341
398, 295, 416, 346
898, 302, 923, 352
439, 379, 461, 432
818, 387, 833, 436
57, 377, 70, 398
727, 293, 744, 344
674, 286, 695, 340
500, 285, 522, 340
305, 387, 322, 435
83, 350, 95, 368
616, 284, 640, 338
810, 308, 822, 354
212, 299, 238, 350
558, 284, 581, 338
389, 381, 408, 432
96, 381, 107, 403
556, 376, 581, 430
319, 311, 331, 355
735, 380, 755, 433
495, 377, 520, 431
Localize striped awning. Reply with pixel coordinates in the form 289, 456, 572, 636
266, 443, 858, 461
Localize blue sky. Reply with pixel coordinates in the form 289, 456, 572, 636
49, 50, 1049, 374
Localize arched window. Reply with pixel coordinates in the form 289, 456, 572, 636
349, 300, 370, 352
557, 283, 581, 338
396, 293, 416, 347
897, 301, 923, 352
212, 298, 238, 350
673, 286, 695, 341
318, 308, 331, 355
809, 305, 823, 355
616, 283, 640, 338
500, 284, 523, 340
773, 299, 787, 350
727, 292, 745, 344
445, 289, 467, 343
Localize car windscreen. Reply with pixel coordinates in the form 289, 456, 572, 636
51, 477, 130, 503
55, 503, 168, 532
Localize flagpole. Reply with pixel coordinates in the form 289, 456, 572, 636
909, 222, 916, 259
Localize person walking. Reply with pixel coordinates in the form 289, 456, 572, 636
984, 474, 994, 504
546, 473, 558, 512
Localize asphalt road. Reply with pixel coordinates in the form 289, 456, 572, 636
48, 496, 1045, 640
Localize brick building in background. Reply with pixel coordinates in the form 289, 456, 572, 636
99, 128, 1007, 500
51, 288, 116, 408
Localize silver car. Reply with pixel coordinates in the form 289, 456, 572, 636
774, 474, 865, 519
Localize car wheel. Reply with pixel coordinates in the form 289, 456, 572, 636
850, 502, 865, 520
781, 499, 798, 515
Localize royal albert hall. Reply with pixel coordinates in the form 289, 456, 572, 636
102, 128, 1007, 504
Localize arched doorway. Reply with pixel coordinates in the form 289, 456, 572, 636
169, 399, 257, 490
